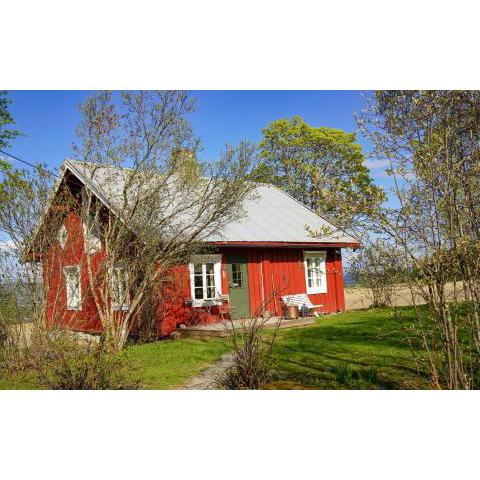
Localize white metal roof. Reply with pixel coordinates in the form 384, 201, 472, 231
64, 160, 358, 245
205, 183, 357, 244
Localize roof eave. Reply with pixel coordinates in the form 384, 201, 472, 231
207, 241, 361, 248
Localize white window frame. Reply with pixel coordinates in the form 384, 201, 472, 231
63, 265, 81, 311
188, 254, 222, 307
109, 264, 130, 311
303, 251, 327, 294
82, 214, 101, 254
58, 224, 68, 249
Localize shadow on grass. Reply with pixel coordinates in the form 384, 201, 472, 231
266, 307, 431, 390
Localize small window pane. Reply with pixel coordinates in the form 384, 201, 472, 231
206, 267, 216, 298
194, 287, 203, 299
194, 274, 203, 288
231, 264, 243, 287
205, 263, 214, 274
194, 264, 202, 274
207, 286, 216, 299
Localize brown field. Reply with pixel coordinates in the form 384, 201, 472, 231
345, 281, 466, 310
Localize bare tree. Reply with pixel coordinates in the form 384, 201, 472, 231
358, 91, 480, 389
0, 91, 257, 360
349, 239, 403, 308
66, 91, 257, 351
0, 164, 59, 369
219, 294, 282, 390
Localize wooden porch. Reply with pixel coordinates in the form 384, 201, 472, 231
176, 316, 316, 339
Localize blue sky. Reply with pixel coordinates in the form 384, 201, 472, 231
5, 90, 390, 188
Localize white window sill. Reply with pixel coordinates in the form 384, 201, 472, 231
191, 298, 223, 308
306, 288, 327, 295
113, 306, 130, 312
67, 307, 82, 311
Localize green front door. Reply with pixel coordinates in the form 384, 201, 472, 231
226, 253, 251, 319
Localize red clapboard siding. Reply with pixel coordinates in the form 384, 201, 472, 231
43, 212, 105, 333
243, 247, 344, 318
43, 213, 346, 337
137, 246, 346, 334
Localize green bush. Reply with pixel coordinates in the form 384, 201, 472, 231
32, 330, 139, 390
0, 318, 8, 346
39, 349, 136, 390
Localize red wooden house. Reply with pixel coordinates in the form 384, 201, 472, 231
33, 160, 359, 337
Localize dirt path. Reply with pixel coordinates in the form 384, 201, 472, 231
182, 353, 234, 390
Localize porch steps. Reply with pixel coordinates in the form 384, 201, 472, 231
177, 317, 315, 339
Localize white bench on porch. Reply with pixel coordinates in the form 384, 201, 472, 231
281, 294, 323, 317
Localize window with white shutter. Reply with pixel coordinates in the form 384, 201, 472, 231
58, 224, 68, 249
83, 213, 101, 254
63, 265, 81, 310
110, 265, 130, 311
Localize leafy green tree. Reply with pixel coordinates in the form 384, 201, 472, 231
0, 91, 21, 171
251, 116, 385, 229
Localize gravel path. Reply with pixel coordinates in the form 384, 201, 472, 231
182, 352, 235, 390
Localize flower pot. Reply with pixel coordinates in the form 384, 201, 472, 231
285, 305, 299, 319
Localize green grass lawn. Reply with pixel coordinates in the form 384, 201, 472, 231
124, 337, 230, 389
124, 305, 430, 389
0, 370, 38, 390
0, 336, 230, 390
0, 306, 431, 389
266, 307, 430, 389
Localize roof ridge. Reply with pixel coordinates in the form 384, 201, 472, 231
50, 159, 359, 246
65, 158, 134, 171
63, 159, 122, 218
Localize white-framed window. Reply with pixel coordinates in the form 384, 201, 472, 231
110, 265, 130, 311
83, 213, 101, 254
58, 224, 68, 249
303, 251, 327, 294
188, 254, 222, 306
63, 265, 81, 310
